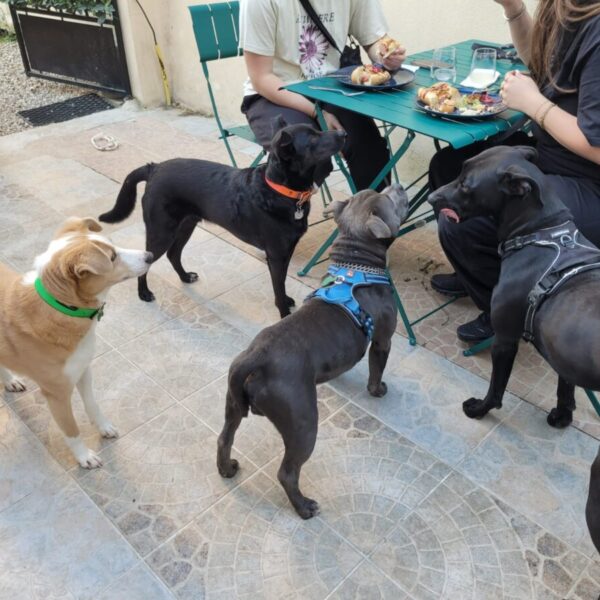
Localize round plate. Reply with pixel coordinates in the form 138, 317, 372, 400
338, 66, 415, 91
417, 91, 507, 120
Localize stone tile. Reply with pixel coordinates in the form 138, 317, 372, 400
97, 562, 174, 600
146, 471, 362, 599
569, 560, 600, 600
120, 303, 250, 401
97, 272, 198, 347
0, 177, 60, 236
0, 207, 64, 273
151, 237, 267, 305
371, 471, 590, 599
329, 561, 408, 599
12, 350, 175, 469
77, 404, 255, 556
205, 271, 316, 338
459, 401, 599, 555
0, 479, 138, 599
350, 346, 519, 466
262, 403, 451, 555
0, 406, 65, 511
1, 155, 119, 213
183, 375, 346, 468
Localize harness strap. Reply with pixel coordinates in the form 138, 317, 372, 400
306, 265, 390, 340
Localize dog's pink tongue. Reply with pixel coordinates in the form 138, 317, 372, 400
441, 208, 460, 223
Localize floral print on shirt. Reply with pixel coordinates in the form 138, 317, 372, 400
299, 23, 329, 79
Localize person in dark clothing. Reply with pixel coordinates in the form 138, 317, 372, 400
239, 0, 405, 191
430, 0, 600, 342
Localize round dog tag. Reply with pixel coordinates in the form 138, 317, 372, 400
294, 207, 304, 220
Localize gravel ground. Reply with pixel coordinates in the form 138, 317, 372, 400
0, 38, 84, 136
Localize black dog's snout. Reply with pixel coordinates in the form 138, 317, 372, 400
428, 191, 441, 205
144, 252, 154, 264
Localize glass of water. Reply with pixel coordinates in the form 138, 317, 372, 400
469, 48, 498, 88
431, 47, 457, 83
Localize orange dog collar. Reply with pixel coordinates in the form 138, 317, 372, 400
264, 176, 316, 206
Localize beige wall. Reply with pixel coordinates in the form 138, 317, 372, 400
120, 0, 537, 120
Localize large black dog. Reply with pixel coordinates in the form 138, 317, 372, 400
99, 120, 346, 317
429, 146, 600, 427
217, 184, 409, 518
586, 448, 600, 554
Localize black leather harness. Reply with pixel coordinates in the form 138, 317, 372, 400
499, 222, 600, 343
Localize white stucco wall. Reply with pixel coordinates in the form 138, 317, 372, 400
120, 0, 537, 120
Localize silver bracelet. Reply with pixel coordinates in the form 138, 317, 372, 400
504, 2, 527, 22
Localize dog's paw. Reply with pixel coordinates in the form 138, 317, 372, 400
285, 295, 296, 308
463, 398, 489, 419
180, 271, 199, 284
547, 408, 573, 429
77, 448, 103, 469
97, 420, 119, 438
139, 289, 155, 302
295, 497, 320, 520
368, 381, 388, 397
218, 459, 239, 478
4, 377, 26, 393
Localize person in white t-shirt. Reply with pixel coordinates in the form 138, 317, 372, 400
239, 0, 405, 190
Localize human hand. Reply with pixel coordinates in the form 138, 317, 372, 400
376, 39, 406, 71
500, 70, 545, 116
322, 110, 344, 132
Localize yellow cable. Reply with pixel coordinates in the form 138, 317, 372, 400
154, 43, 171, 106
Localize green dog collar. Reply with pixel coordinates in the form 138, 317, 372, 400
34, 278, 104, 321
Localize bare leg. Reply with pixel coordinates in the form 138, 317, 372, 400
76, 367, 118, 438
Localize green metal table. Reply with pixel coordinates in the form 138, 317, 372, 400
287, 38, 527, 344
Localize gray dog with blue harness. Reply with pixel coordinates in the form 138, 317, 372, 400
216, 184, 409, 519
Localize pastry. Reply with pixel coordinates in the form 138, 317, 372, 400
378, 36, 402, 59
351, 64, 392, 86
417, 83, 460, 108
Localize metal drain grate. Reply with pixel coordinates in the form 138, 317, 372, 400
18, 94, 114, 127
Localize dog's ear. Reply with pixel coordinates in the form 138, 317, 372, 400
271, 128, 294, 161
271, 114, 288, 136
514, 145, 538, 163
323, 198, 349, 221
497, 164, 540, 201
70, 243, 112, 279
366, 213, 393, 239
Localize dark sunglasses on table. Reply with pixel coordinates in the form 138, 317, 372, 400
471, 43, 523, 64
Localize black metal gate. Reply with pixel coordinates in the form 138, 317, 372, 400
10, 4, 131, 96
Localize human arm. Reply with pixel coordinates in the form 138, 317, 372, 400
501, 71, 600, 166
493, 0, 534, 66
244, 51, 344, 131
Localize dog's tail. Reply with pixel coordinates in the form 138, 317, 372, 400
227, 350, 265, 418
99, 163, 155, 223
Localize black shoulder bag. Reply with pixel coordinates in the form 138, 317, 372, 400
298, 0, 361, 68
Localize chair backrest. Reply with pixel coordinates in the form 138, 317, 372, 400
189, 2, 242, 62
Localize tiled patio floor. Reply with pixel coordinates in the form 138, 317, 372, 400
0, 104, 598, 599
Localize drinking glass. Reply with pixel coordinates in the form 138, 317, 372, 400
431, 47, 456, 83
468, 48, 498, 88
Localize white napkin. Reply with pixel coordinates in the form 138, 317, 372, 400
401, 64, 420, 73
459, 70, 501, 89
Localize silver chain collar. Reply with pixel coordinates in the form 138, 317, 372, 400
330, 261, 388, 276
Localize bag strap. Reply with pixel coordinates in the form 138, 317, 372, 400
298, 0, 343, 54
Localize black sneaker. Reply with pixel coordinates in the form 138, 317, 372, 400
457, 312, 494, 343
431, 273, 468, 297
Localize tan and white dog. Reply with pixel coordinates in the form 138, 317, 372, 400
0, 217, 152, 468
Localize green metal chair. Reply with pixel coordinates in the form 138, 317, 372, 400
463, 335, 600, 417
189, 1, 265, 169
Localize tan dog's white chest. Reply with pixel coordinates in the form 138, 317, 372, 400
63, 324, 96, 385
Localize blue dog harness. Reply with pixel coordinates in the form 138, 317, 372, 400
306, 264, 391, 340
499, 222, 600, 343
